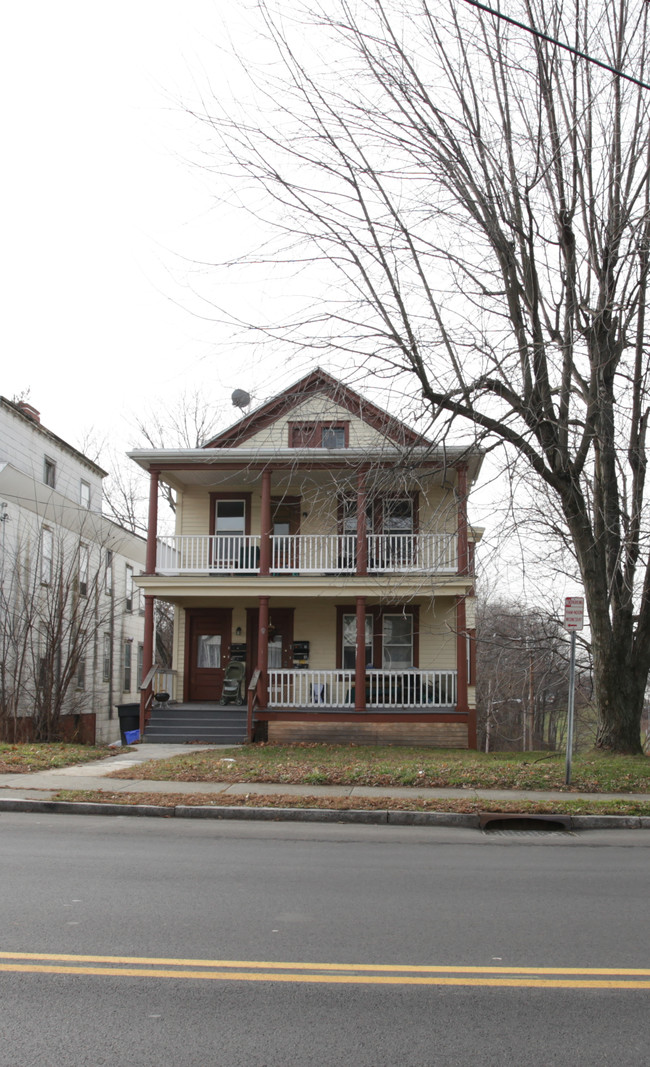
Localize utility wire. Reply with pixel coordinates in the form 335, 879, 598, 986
461, 0, 650, 91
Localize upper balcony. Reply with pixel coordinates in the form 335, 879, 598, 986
156, 532, 459, 576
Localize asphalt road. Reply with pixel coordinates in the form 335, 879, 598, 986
1, 813, 650, 1066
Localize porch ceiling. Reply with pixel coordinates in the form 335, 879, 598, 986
128, 446, 484, 492
134, 573, 475, 601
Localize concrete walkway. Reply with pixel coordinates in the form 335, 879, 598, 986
0, 743, 648, 806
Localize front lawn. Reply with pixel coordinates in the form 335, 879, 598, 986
107, 744, 650, 793
0, 742, 117, 774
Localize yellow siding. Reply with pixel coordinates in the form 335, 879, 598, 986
179, 489, 211, 536
242, 395, 395, 450
419, 599, 457, 670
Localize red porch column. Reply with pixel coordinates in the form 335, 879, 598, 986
139, 594, 155, 737
259, 469, 272, 576
145, 470, 160, 575
456, 595, 469, 714
355, 596, 367, 711
457, 464, 469, 576
258, 595, 270, 708
356, 470, 368, 576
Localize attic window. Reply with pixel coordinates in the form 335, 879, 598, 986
289, 421, 348, 447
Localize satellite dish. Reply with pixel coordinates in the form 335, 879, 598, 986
231, 389, 251, 410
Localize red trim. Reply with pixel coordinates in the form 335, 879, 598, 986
145, 471, 159, 575
467, 706, 478, 749
355, 597, 367, 711
204, 369, 429, 449
260, 471, 271, 576
456, 596, 469, 713
258, 596, 270, 708
288, 419, 350, 448
256, 711, 469, 723
209, 492, 252, 536
457, 465, 469, 576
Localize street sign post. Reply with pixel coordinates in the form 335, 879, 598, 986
563, 596, 584, 786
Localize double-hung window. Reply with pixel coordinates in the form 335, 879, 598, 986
125, 565, 134, 612
80, 480, 90, 509
43, 458, 56, 488
382, 614, 413, 669
79, 544, 89, 596
40, 527, 53, 585
123, 641, 132, 691
342, 614, 374, 670
103, 634, 111, 682
214, 500, 246, 567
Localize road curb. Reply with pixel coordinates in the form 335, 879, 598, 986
0, 796, 648, 829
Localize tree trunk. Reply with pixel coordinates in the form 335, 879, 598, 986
592, 640, 646, 754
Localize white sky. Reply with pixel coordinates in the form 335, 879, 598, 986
1, 1, 272, 454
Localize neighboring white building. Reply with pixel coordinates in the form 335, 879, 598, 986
0, 397, 146, 742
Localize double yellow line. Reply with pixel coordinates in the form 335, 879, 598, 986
0, 952, 649, 988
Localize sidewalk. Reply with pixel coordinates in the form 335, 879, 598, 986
1, 743, 649, 811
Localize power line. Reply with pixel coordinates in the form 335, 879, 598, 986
461, 0, 650, 92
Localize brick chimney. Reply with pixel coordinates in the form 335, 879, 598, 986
16, 402, 41, 423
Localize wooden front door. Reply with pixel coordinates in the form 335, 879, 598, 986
186, 609, 232, 702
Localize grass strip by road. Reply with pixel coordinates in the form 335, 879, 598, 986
106, 743, 650, 794
0, 743, 117, 775
51, 788, 650, 816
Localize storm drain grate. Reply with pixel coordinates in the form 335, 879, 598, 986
479, 813, 572, 834
483, 828, 576, 837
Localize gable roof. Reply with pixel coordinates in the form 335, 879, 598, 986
203, 368, 430, 449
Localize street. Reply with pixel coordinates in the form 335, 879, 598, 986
1, 813, 649, 1066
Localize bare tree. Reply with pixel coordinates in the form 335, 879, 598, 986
0, 526, 112, 741
196, 0, 650, 751
476, 599, 592, 752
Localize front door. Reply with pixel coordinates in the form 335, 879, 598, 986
186, 609, 232, 701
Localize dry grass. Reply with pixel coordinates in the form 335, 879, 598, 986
52, 787, 650, 816
0, 742, 117, 774
106, 743, 650, 794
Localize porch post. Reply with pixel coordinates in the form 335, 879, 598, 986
356, 470, 368, 576
457, 464, 468, 576
260, 468, 272, 576
355, 596, 367, 711
139, 594, 155, 737
456, 595, 469, 714
258, 595, 270, 708
145, 470, 159, 575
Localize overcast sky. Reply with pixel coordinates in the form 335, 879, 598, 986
1, 1, 278, 455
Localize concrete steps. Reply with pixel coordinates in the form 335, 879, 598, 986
144, 704, 247, 744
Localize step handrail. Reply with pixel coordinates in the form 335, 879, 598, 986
247, 669, 261, 743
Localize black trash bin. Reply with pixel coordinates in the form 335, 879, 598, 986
116, 703, 141, 745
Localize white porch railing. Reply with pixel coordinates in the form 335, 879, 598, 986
157, 533, 457, 576
157, 535, 261, 574
271, 534, 357, 573
267, 669, 457, 708
367, 534, 457, 573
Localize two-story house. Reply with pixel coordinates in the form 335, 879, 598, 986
131, 370, 483, 747
0, 397, 146, 743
